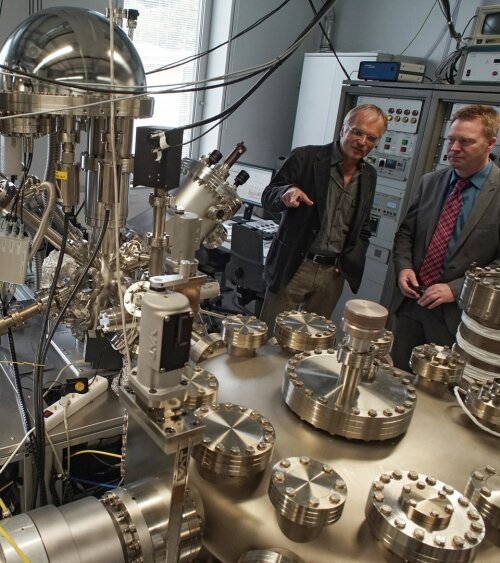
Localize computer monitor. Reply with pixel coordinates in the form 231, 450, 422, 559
227, 163, 274, 207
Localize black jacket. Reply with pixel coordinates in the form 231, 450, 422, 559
262, 143, 377, 293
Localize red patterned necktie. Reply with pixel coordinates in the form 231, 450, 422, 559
418, 177, 469, 288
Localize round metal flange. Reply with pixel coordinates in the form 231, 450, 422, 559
365, 469, 486, 562
268, 456, 347, 542
464, 465, 500, 533
372, 329, 394, 359
181, 364, 218, 410
192, 403, 275, 483
410, 344, 465, 385
179, 485, 205, 563
274, 310, 336, 354
282, 350, 417, 440
124, 280, 150, 318
237, 548, 305, 563
464, 378, 500, 431
222, 314, 268, 356
459, 266, 500, 326
190, 330, 226, 364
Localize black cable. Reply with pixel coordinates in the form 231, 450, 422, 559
33, 208, 110, 506
31, 212, 71, 507
168, 0, 337, 134
306, 0, 349, 80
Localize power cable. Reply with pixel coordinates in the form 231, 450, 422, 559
168, 0, 338, 134
32, 211, 71, 507
306, 0, 349, 80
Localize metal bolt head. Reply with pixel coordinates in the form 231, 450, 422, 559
485, 464, 496, 474
380, 504, 392, 516
202, 437, 212, 445
426, 476, 436, 486
368, 409, 377, 417
273, 471, 285, 483
394, 518, 406, 529
467, 509, 480, 521
470, 521, 483, 533
473, 470, 484, 481
413, 528, 425, 541
408, 471, 418, 481
246, 446, 255, 454
402, 484, 411, 494
280, 459, 291, 468
445, 504, 454, 515
434, 535, 446, 547
392, 470, 403, 480
230, 446, 240, 455
285, 487, 296, 497
452, 535, 465, 548
308, 496, 320, 507
373, 481, 384, 491
458, 496, 470, 507
480, 486, 491, 497
380, 474, 391, 484
373, 491, 384, 503
416, 481, 426, 490
335, 479, 346, 491
330, 493, 341, 504
464, 531, 478, 544
322, 464, 333, 474
299, 456, 310, 465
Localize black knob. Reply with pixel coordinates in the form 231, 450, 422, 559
234, 170, 249, 187
207, 150, 222, 165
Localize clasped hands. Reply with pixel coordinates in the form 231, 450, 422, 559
398, 268, 455, 309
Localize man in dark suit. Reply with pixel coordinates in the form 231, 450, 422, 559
260, 104, 387, 334
391, 104, 500, 371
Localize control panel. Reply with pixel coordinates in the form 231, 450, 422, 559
460, 49, 500, 84
358, 96, 423, 134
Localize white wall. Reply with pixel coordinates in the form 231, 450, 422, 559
200, 0, 321, 168
331, 0, 500, 78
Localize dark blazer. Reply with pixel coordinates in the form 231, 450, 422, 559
262, 143, 378, 293
393, 163, 500, 333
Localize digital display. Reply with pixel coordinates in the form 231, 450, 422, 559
386, 201, 397, 209
227, 163, 274, 207
482, 13, 500, 35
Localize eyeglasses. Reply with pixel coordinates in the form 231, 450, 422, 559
345, 125, 380, 144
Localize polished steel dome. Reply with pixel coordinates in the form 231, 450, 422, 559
0, 7, 146, 93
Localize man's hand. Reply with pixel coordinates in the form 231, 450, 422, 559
398, 268, 421, 299
418, 283, 455, 309
281, 186, 314, 208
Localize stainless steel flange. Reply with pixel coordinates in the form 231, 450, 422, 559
237, 548, 305, 562
192, 403, 275, 483
464, 378, 500, 431
282, 350, 417, 440
372, 329, 394, 359
268, 456, 347, 542
410, 344, 465, 385
459, 266, 500, 326
365, 469, 486, 562
222, 314, 268, 356
464, 465, 500, 533
190, 329, 226, 364
274, 310, 336, 354
181, 365, 218, 410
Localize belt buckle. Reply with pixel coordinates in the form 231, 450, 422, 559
312, 253, 321, 264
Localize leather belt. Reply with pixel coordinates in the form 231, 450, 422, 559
307, 252, 340, 266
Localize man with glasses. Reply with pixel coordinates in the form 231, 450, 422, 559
391, 104, 500, 371
260, 103, 387, 335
